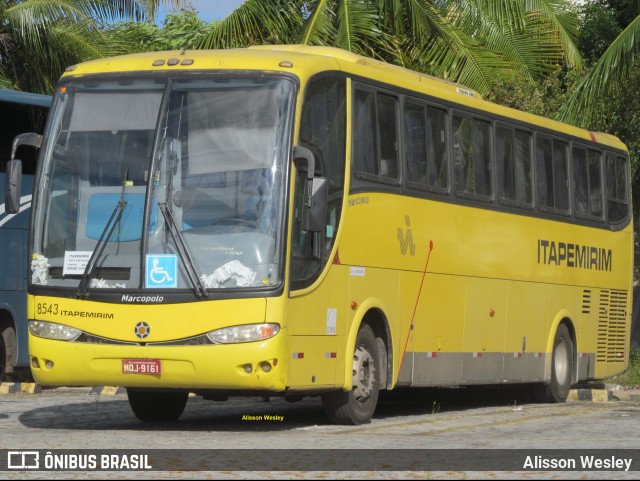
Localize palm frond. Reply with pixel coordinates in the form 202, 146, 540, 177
559, 14, 640, 125
401, 0, 516, 94
335, 0, 381, 54
298, 0, 337, 46
525, 0, 583, 69
198, 0, 305, 49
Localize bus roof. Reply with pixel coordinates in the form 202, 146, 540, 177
62, 46, 626, 152
0, 88, 52, 108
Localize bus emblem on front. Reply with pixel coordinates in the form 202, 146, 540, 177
135, 322, 151, 339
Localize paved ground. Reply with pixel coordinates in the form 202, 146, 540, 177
1, 384, 639, 479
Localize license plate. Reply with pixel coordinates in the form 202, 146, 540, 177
122, 359, 161, 375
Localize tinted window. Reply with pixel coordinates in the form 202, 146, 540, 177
404, 100, 448, 192
573, 147, 603, 220
353, 88, 399, 183
497, 125, 532, 206
453, 113, 491, 199
537, 136, 569, 214
292, 76, 347, 290
606, 154, 629, 224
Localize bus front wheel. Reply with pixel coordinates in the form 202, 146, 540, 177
535, 323, 574, 403
127, 389, 189, 422
322, 324, 380, 425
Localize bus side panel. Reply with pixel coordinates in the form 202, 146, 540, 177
460, 277, 508, 383
0, 228, 21, 291
287, 265, 351, 389
410, 273, 465, 385
0, 173, 34, 370
347, 267, 403, 390
287, 336, 339, 389
0, 221, 29, 368
502, 281, 548, 381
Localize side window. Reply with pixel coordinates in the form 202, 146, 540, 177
587, 150, 604, 218
291, 76, 346, 290
553, 140, 569, 212
404, 101, 427, 187
353, 89, 377, 175
453, 113, 491, 199
606, 153, 630, 224
427, 107, 448, 190
536, 136, 553, 209
353, 87, 399, 183
378, 94, 399, 179
496, 125, 532, 207
300, 77, 346, 194
404, 99, 448, 193
573, 146, 603, 220
536, 136, 569, 214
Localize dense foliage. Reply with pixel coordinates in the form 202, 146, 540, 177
0, 0, 180, 93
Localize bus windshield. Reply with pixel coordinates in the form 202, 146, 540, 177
31, 75, 294, 293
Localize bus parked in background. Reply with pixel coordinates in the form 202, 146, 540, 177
1, 89, 51, 380
7, 46, 632, 424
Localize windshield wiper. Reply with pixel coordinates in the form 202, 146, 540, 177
77, 198, 127, 298
158, 202, 209, 298
77, 169, 130, 298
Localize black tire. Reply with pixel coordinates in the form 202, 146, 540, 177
127, 389, 189, 422
322, 324, 380, 425
534, 324, 574, 403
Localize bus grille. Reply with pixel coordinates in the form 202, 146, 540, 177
597, 289, 628, 363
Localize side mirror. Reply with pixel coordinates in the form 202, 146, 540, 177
5, 132, 41, 214
304, 177, 328, 232
5, 159, 22, 214
294, 146, 328, 233
11, 132, 42, 161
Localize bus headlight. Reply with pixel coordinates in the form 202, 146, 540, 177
28, 320, 82, 341
206, 323, 280, 344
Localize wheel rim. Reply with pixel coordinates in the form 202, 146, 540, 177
554, 337, 569, 386
352, 345, 375, 402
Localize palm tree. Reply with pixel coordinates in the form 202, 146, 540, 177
198, 0, 583, 96
0, 0, 182, 94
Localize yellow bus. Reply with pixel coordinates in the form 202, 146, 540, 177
6, 45, 633, 424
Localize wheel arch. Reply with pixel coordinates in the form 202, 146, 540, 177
545, 312, 577, 384
342, 300, 392, 391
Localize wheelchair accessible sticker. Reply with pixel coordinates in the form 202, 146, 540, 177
146, 255, 177, 288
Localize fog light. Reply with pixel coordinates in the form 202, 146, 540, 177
260, 361, 272, 373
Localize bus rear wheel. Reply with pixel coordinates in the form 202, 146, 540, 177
535, 324, 573, 403
322, 324, 380, 425
127, 389, 189, 422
